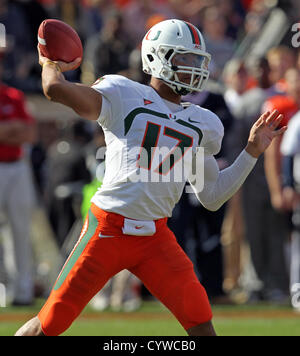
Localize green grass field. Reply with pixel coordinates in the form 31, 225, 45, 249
1, 300, 300, 336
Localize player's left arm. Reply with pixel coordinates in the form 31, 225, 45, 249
190, 110, 286, 211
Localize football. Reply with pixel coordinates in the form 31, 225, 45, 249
38, 19, 83, 69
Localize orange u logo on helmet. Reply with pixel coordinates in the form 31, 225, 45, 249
145, 30, 162, 41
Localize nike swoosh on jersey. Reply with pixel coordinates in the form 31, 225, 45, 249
188, 117, 201, 124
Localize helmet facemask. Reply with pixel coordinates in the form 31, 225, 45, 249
150, 45, 211, 95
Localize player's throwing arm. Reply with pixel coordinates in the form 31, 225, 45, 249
37, 20, 102, 122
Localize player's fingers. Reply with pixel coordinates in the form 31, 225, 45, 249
269, 114, 284, 130
273, 125, 287, 137
69, 57, 82, 70
37, 44, 49, 65
59, 57, 82, 71
37, 44, 46, 59
72, 57, 82, 66
256, 111, 270, 126
266, 109, 279, 126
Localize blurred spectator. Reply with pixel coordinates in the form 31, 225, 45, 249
296, 50, 300, 72
202, 6, 235, 78
145, 13, 167, 32
84, 1, 104, 37
11, 0, 49, 92
118, 48, 149, 85
223, 58, 250, 113
229, 57, 289, 302
116, 12, 167, 84
0, 54, 37, 305
121, 0, 176, 46
0, 0, 40, 92
47, 0, 89, 42
81, 126, 105, 221
45, 120, 92, 247
243, 0, 269, 37
91, 270, 142, 312
44, 0, 94, 82
168, 88, 235, 304
30, 120, 59, 196
68, 0, 116, 39
31, 140, 47, 196
218, 0, 245, 40
264, 68, 300, 212
14, 0, 49, 51
166, 0, 214, 24
82, 9, 134, 83
267, 46, 296, 93
241, 0, 254, 11
281, 112, 300, 311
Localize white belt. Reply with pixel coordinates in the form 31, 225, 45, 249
122, 218, 156, 236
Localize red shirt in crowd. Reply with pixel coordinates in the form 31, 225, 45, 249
263, 95, 299, 128
0, 84, 34, 162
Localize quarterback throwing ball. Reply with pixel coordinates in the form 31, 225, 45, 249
16, 19, 286, 336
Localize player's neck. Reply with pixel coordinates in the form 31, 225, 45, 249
150, 77, 181, 105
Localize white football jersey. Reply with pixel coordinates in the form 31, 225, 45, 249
91, 75, 224, 220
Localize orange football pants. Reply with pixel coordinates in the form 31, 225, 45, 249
38, 203, 212, 335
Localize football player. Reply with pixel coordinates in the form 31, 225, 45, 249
15, 19, 286, 336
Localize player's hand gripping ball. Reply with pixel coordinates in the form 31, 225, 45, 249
38, 19, 83, 70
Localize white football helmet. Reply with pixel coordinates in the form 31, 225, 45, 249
141, 19, 211, 95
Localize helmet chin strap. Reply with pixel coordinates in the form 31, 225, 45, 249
174, 85, 191, 96
163, 80, 192, 96
161, 66, 193, 96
